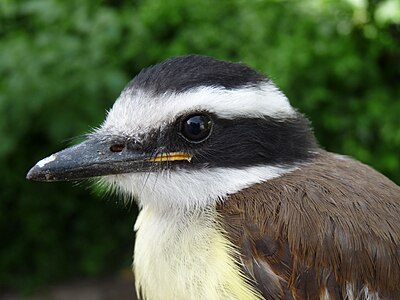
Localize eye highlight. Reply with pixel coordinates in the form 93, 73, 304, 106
180, 114, 213, 143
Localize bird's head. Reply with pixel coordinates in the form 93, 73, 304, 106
27, 55, 318, 211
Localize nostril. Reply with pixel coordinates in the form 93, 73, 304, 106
110, 144, 125, 152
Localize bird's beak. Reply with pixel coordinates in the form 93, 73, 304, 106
26, 138, 192, 182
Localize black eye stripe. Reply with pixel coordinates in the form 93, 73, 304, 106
179, 114, 213, 143
174, 114, 317, 168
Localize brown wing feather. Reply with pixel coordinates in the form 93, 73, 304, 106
217, 151, 400, 299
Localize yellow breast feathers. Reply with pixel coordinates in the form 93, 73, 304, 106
133, 206, 263, 300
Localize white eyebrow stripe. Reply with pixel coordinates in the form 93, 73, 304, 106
164, 83, 295, 119
101, 83, 295, 136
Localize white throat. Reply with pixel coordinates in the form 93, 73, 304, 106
100, 164, 296, 211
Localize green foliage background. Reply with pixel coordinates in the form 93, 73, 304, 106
0, 0, 399, 294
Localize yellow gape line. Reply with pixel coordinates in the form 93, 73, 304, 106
147, 152, 193, 162
133, 206, 263, 300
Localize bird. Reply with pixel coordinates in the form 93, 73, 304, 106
27, 55, 400, 300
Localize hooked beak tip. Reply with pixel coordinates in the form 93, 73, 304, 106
26, 154, 59, 181
26, 165, 51, 181
26, 168, 35, 180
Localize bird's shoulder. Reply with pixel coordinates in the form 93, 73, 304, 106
217, 151, 400, 299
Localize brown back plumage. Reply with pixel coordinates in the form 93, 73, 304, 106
217, 151, 400, 299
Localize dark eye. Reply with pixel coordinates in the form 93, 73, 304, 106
110, 143, 125, 152
180, 114, 213, 143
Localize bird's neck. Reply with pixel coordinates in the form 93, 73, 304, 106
133, 204, 263, 300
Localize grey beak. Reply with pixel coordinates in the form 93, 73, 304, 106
26, 138, 151, 182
